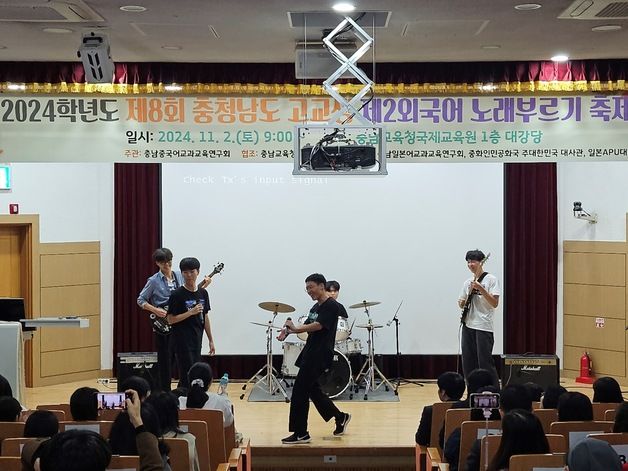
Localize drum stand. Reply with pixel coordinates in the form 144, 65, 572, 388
354, 309, 395, 400
240, 311, 290, 402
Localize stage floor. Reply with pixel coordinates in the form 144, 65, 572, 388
23, 377, 593, 449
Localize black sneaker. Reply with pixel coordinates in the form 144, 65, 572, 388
281, 432, 311, 444
333, 412, 351, 436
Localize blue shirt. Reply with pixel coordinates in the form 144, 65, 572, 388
137, 270, 184, 308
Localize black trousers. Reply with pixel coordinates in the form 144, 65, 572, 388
461, 324, 499, 386
172, 329, 202, 389
155, 332, 174, 392
289, 362, 341, 434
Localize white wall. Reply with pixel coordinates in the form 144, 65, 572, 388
556, 161, 628, 362
0, 163, 115, 369
162, 162, 504, 355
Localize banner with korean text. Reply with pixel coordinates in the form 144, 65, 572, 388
0, 94, 627, 163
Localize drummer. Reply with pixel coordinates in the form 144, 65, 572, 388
325, 280, 348, 318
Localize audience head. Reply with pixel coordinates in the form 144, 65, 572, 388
612, 402, 628, 433
145, 391, 181, 433
109, 401, 165, 456
24, 410, 59, 438
0, 373, 13, 397
171, 386, 188, 399
592, 376, 623, 403
488, 410, 549, 471
541, 384, 567, 409
119, 376, 151, 401
0, 396, 22, 421
500, 384, 533, 413
467, 368, 496, 399
38, 429, 112, 471
186, 361, 213, 408
568, 437, 621, 471
70, 387, 99, 421
558, 391, 593, 422
437, 371, 466, 401
523, 382, 544, 402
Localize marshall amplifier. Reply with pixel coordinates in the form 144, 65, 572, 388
116, 352, 159, 392
501, 354, 560, 389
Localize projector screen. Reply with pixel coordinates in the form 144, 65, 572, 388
162, 162, 504, 355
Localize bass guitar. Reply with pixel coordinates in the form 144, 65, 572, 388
150, 262, 224, 335
459, 253, 490, 325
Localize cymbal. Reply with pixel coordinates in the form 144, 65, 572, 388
348, 300, 381, 309
250, 321, 283, 329
258, 301, 295, 313
356, 323, 384, 329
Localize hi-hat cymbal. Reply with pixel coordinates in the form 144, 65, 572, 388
356, 323, 384, 329
258, 301, 295, 313
250, 321, 283, 329
348, 300, 381, 309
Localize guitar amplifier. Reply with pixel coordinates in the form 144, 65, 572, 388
501, 354, 560, 389
116, 352, 159, 393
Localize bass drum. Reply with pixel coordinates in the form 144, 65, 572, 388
281, 341, 304, 377
296, 316, 351, 342
319, 349, 352, 398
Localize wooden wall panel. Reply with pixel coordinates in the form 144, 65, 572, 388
40, 346, 100, 377
563, 345, 626, 377
563, 285, 625, 319
563, 253, 625, 286
37, 242, 100, 385
40, 253, 100, 287
564, 315, 624, 351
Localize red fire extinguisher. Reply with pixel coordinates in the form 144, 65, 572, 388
576, 351, 595, 384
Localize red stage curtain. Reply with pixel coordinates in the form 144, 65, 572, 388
113, 163, 161, 366
0, 60, 626, 84
504, 163, 557, 354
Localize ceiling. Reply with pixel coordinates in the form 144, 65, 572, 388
0, 0, 627, 64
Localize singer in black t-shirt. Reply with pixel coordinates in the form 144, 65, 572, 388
167, 257, 214, 388
280, 273, 351, 445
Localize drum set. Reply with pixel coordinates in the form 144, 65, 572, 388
241, 299, 394, 401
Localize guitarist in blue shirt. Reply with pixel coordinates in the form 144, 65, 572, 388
458, 250, 500, 386
137, 248, 211, 392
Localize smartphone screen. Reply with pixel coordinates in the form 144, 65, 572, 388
97, 392, 127, 411
470, 392, 500, 409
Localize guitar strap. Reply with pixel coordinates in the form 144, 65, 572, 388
468, 271, 490, 312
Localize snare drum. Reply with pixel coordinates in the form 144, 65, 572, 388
319, 349, 352, 398
281, 341, 304, 377
335, 338, 362, 356
296, 315, 351, 342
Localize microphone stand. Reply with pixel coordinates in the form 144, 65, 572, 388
388, 302, 423, 393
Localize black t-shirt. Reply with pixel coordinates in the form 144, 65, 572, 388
338, 303, 348, 319
296, 297, 341, 369
167, 286, 210, 339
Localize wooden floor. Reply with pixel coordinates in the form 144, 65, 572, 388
23, 377, 594, 449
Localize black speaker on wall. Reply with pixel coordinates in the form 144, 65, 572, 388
501, 354, 560, 390
116, 352, 159, 392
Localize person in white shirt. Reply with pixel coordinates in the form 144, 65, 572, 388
458, 249, 500, 386
178, 362, 234, 428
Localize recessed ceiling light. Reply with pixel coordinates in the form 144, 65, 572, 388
332, 2, 356, 13
481, 45, 501, 49
480, 84, 497, 91
120, 5, 147, 12
161, 45, 182, 50
7, 83, 26, 91
551, 54, 569, 62
514, 3, 542, 10
42, 27, 73, 34
164, 84, 183, 92
592, 24, 622, 32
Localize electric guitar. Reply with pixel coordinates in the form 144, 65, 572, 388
150, 262, 224, 335
459, 253, 490, 325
